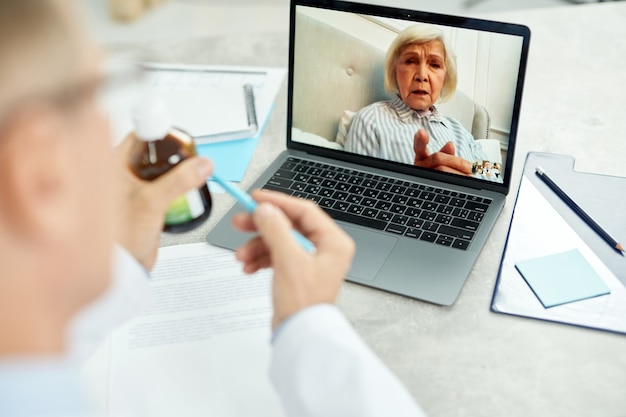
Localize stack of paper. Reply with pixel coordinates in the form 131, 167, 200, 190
108, 243, 285, 417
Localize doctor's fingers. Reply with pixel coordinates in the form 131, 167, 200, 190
251, 202, 312, 271
235, 212, 353, 281
145, 157, 213, 210
113, 134, 134, 162
250, 190, 354, 257
235, 235, 271, 270
233, 200, 338, 262
232, 211, 260, 233
238, 248, 272, 274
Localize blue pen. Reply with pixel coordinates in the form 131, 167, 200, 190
211, 174, 316, 253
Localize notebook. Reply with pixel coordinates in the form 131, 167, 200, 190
208, 0, 531, 306
106, 64, 259, 144
143, 64, 258, 144
159, 84, 257, 144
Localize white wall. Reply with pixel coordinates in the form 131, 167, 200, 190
446, 26, 523, 149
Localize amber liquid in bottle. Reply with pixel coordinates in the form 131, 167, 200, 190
129, 127, 212, 233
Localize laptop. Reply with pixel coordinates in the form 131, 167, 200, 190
207, 0, 530, 305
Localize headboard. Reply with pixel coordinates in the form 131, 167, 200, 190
292, 11, 490, 142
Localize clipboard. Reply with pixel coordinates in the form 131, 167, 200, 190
491, 152, 626, 334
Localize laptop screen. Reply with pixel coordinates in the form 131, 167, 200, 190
288, 0, 530, 192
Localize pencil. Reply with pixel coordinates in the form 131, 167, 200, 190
535, 166, 624, 255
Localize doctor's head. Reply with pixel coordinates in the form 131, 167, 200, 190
385, 24, 458, 112
0, 0, 113, 347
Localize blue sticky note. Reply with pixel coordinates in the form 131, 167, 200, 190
196, 136, 260, 182
515, 249, 610, 308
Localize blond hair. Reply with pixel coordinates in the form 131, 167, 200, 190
384, 24, 457, 102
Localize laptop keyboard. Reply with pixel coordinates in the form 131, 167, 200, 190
261, 157, 491, 250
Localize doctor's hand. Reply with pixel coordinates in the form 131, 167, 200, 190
112, 135, 213, 271
413, 129, 472, 175
233, 190, 355, 330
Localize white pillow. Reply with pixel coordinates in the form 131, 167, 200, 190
291, 128, 343, 150
335, 110, 356, 147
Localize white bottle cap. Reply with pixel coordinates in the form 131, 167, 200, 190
132, 93, 172, 141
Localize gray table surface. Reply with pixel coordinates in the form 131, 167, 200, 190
127, 3, 626, 416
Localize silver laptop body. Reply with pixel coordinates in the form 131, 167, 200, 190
208, 0, 530, 305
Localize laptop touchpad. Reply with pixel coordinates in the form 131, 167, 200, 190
342, 225, 398, 281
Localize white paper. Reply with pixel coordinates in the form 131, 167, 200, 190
109, 243, 285, 417
493, 177, 626, 333
159, 86, 251, 138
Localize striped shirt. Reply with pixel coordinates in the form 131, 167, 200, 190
345, 95, 488, 167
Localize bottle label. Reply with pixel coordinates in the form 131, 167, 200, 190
165, 190, 206, 225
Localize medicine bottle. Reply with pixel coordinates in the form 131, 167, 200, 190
128, 95, 212, 233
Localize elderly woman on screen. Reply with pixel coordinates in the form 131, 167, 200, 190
344, 24, 488, 177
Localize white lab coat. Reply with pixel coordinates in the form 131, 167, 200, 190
271, 304, 426, 417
